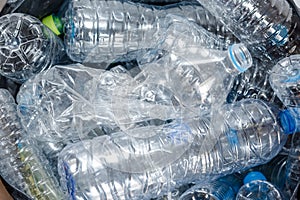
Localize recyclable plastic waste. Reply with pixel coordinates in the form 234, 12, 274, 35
0, 89, 65, 200
0, 13, 65, 83
178, 174, 242, 200
57, 99, 294, 199
59, 0, 237, 63
236, 171, 283, 200
196, 0, 300, 62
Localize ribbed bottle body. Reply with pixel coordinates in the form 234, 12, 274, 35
196, 0, 300, 60
64, 0, 237, 63
58, 99, 286, 200
0, 89, 65, 200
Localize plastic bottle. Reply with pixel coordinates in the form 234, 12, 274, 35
236, 171, 283, 200
178, 174, 242, 200
226, 57, 284, 108
17, 42, 252, 142
57, 99, 293, 200
58, 0, 238, 63
196, 0, 300, 61
269, 55, 300, 107
112, 43, 252, 131
0, 89, 65, 200
0, 13, 65, 83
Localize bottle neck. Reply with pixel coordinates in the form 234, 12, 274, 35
222, 44, 252, 75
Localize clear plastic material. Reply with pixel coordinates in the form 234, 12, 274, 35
0, 89, 65, 200
196, 0, 300, 61
227, 57, 284, 107
178, 174, 242, 200
285, 134, 300, 197
236, 180, 283, 200
269, 55, 300, 107
17, 43, 252, 142
0, 13, 65, 83
64, 0, 237, 63
57, 99, 288, 200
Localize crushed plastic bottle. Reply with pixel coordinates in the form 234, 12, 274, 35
0, 13, 65, 83
269, 54, 300, 107
57, 99, 293, 200
0, 89, 65, 200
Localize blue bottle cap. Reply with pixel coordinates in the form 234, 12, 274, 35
228, 43, 252, 73
243, 171, 267, 184
279, 109, 297, 135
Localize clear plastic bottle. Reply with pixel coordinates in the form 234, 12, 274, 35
196, 0, 300, 61
61, 0, 238, 63
112, 43, 252, 131
0, 89, 65, 200
0, 13, 65, 83
269, 55, 300, 107
226, 57, 284, 108
236, 171, 283, 200
17, 43, 252, 142
57, 99, 293, 200
178, 174, 242, 200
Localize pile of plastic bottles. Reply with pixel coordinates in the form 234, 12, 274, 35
0, 0, 299, 199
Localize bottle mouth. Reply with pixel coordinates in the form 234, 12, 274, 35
243, 171, 267, 184
228, 44, 252, 73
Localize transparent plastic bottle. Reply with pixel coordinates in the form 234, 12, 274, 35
17, 43, 252, 142
226, 57, 284, 108
62, 0, 238, 63
0, 89, 65, 200
57, 99, 293, 200
178, 174, 242, 200
112, 43, 252, 131
236, 171, 283, 200
196, 0, 300, 61
0, 13, 65, 83
269, 55, 300, 107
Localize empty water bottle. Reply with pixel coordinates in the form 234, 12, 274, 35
178, 174, 242, 200
59, 0, 237, 63
0, 13, 65, 83
236, 171, 283, 200
196, 0, 300, 61
0, 89, 65, 200
57, 99, 293, 200
227, 57, 284, 108
269, 55, 300, 107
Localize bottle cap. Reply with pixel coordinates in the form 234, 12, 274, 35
279, 108, 299, 134
228, 43, 252, 73
42, 14, 63, 35
243, 171, 267, 184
